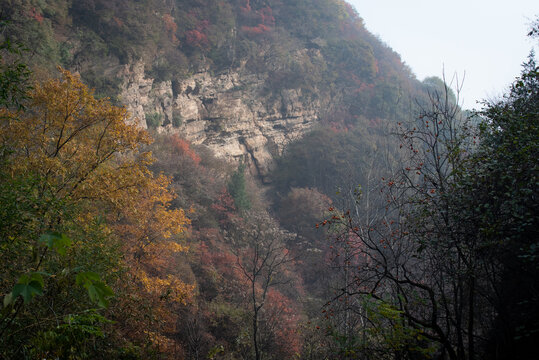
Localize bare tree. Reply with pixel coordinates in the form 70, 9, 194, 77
229, 212, 295, 360
324, 77, 497, 360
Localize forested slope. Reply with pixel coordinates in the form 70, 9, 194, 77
1, 0, 433, 180
1, 1, 537, 359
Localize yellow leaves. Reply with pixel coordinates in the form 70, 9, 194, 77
1, 68, 152, 203
136, 269, 194, 305
114, 171, 190, 255
1, 68, 190, 246
1, 68, 194, 356
144, 331, 175, 352
155, 207, 188, 239
163, 241, 189, 254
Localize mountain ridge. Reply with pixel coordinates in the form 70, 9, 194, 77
1, 0, 428, 177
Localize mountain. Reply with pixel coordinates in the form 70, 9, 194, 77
1, 1, 459, 358
1, 0, 430, 180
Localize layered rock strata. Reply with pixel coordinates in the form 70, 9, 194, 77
118, 62, 322, 179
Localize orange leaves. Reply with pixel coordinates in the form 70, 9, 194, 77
170, 135, 201, 165
185, 20, 210, 48
241, 24, 271, 36
240, 4, 274, 37
8, 68, 191, 240
4, 67, 191, 281
186, 29, 208, 48
27, 7, 43, 23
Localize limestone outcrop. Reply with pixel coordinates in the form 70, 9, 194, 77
117, 61, 324, 180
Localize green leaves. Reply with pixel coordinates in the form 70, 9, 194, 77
4, 272, 44, 306
76, 272, 114, 308
0, 21, 32, 111
39, 231, 72, 256
3, 270, 114, 309
3, 232, 114, 309
227, 163, 251, 211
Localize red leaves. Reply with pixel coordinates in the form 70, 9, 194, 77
170, 135, 201, 165
113, 16, 124, 27
241, 0, 252, 14
240, 4, 274, 37
258, 6, 275, 27
163, 14, 179, 44
27, 7, 43, 23
263, 289, 302, 356
185, 19, 210, 48
186, 29, 208, 48
241, 24, 271, 36
211, 187, 238, 226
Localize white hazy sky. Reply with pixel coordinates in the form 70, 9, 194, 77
348, 0, 538, 109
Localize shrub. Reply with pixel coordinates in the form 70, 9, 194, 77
172, 110, 183, 127
145, 112, 163, 128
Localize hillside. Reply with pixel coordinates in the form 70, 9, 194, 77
1, 0, 430, 179
4, 2, 534, 360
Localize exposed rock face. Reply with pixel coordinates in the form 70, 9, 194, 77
118, 61, 323, 180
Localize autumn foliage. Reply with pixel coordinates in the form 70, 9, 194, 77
6, 1, 529, 358
185, 19, 210, 48
170, 134, 201, 165
240, 0, 274, 36
163, 14, 179, 44
0, 69, 193, 357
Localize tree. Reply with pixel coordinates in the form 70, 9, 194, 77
0, 68, 190, 357
324, 74, 486, 359
228, 162, 251, 211
470, 51, 539, 358
0, 20, 31, 110
324, 23, 539, 359
276, 187, 331, 244
230, 212, 295, 360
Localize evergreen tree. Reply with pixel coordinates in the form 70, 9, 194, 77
228, 162, 251, 211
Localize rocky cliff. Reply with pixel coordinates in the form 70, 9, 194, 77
118, 61, 324, 180
2, 0, 417, 179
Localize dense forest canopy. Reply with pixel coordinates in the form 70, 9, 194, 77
0, 1, 538, 359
